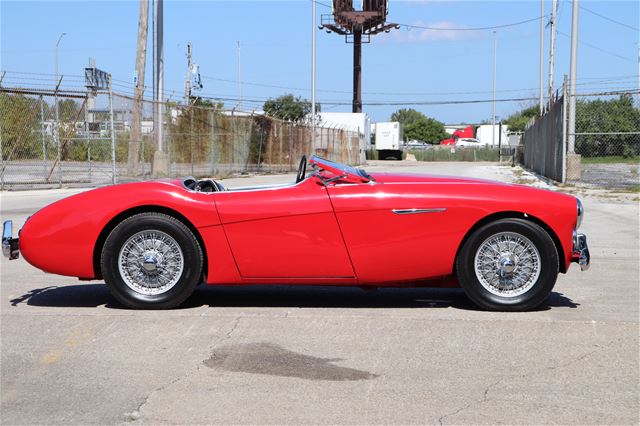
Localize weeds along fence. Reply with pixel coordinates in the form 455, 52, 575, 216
409, 146, 502, 162
0, 85, 361, 190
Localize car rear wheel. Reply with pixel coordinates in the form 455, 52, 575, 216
456, 218, 559, 311
101, 212, 203, 309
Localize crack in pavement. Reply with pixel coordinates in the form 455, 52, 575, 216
125, 316, 243, 422
437, 339, 620, 425
438, 379, 502, 426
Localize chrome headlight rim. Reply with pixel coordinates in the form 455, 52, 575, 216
576, 198, 584, 228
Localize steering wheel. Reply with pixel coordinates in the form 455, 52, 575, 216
296, 155, 307, 183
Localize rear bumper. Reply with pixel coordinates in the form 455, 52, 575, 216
2, 221, 19, 260
572, 232, 590, 271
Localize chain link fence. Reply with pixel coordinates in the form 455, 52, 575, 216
0, 88, 116, 189
573, 92, 640, 189
523, 87, 639, 190
0, 78, 361, 190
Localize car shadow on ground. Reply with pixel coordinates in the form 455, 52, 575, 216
9, 284, 580, 311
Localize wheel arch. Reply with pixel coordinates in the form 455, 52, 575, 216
92, 205, 208, 280
455, 211, 566, 274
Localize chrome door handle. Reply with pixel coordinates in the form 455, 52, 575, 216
392, 208, 446, 215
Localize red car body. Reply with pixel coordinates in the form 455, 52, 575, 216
17, 157, 582, 289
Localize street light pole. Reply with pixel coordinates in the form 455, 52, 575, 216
54, 33, 66, 85
492, 30, 497, 147
539, 0, 545, 114
567, 0, 579, 154
54, 32, 66, 188
311, 0, 316, 148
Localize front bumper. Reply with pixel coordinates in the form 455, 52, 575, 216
2, 220, 19, 260
572, 232, 590, 271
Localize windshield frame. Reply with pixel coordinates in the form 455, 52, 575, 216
309, 155, 373, 184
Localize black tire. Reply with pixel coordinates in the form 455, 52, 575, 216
100, 212, 203, 309
456, 218, 559, 311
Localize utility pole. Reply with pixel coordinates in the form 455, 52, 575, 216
567, 0, 579, 154
236, 41, 242, 111
548, 0, 558, 108
185, 42, 193, 104
566, 0, 580, 180
492, 31, 497, 146
352, 26, 362, 113
129, 0, 148, 175
152, 0, 167, 175
311, 0, 316, 147
539, 0, 545, 114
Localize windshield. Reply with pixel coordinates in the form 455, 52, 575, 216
309, 155, 373, 183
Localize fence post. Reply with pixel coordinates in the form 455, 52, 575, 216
108, 75, 117, 184
562, 75, 568, 183
279, 121, 283, 171
210, 109, 217, 175
88, 140, 92, 183
40, 95, 47, 178
190, 105, 194, 176
55, 76, 62, 188
257, 127, 264, 171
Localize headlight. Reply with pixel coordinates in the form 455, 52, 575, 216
576, 198, 584, 228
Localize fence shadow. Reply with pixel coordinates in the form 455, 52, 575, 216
9, 283, 579, 311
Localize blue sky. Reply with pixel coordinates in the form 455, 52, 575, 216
1, 0, 638, 123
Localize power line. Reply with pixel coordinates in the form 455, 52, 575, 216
311, 0, 332, 9
557, 30, 635, 62
580, 4, 639, 32
397, 15, 545, 32
200, 73, 637, 97
3, 71, 635, 102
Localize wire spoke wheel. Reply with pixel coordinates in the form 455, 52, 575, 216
117, 230, 185, 296
473, 231, 541, 298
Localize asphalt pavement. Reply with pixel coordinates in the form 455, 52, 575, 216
1, 161, 638, 425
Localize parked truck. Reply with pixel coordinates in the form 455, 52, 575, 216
475, 124, 509, 147
375, 121, 403, 160
440, 124, 509, 147
440, 125, 474, 146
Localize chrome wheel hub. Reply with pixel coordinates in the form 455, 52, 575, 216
118, 230, 184, 295
498, 255, 516, 275
474, 232, 541, 297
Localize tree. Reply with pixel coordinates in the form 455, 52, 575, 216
0, 93, 41, 160
503, 105, 539, 132
575, 94, 640, 158
389, 108, 448, 144
263, 94, 318, 122
404, 116, 449, 144
390, 108, 424, 127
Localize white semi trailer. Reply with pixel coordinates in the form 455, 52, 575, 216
375, 121, 403, 160
475, 124, 509, 147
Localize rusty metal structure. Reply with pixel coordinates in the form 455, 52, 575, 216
321, 0, 398, 112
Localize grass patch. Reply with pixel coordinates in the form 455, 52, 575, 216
616, 185, 640, 193
411, 147, 499, 162
581, 156, 640, 164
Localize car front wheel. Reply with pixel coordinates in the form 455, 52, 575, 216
456, 218, 559, 311
101, 212, 203, 309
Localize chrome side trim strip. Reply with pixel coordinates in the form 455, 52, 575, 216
392, 208, 447, 215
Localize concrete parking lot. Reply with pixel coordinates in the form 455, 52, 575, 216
1, 161, 638, 425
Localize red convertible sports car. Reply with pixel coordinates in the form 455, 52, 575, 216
3, 155, 589, 311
